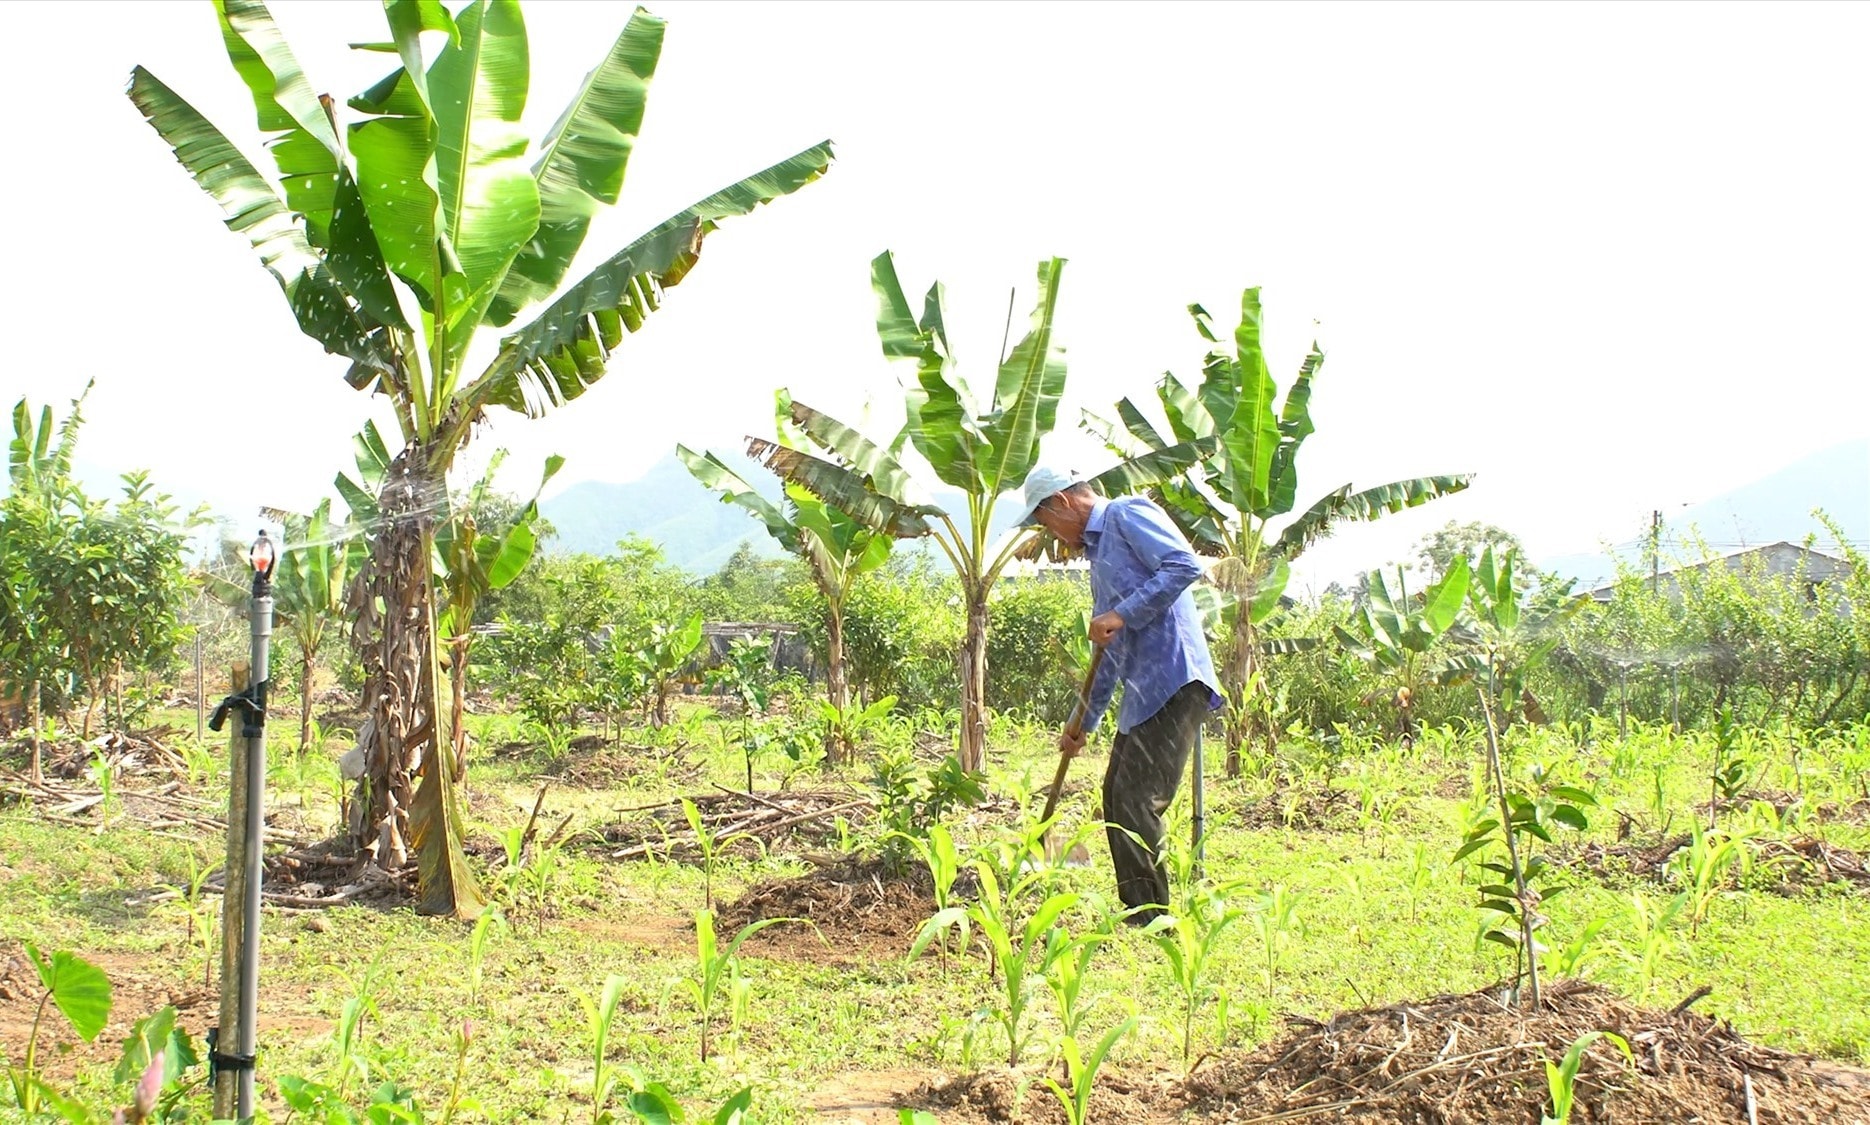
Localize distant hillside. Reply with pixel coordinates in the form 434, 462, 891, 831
540, 450, 1029, 573
1541, 438, 1869, 587
541, 451, 790, 572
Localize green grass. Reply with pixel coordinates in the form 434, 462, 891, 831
2, 707, 1867, 1120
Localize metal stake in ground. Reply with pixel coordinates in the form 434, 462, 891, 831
208, 530, 275, 1119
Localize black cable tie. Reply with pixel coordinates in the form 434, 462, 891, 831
205, 1027, 257, 1077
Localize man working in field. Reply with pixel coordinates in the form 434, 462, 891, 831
1015, 467, 1223, 924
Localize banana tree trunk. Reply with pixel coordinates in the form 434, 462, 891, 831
347, 448, 484, 918
825, 603, 850, 767
957, 589, 989, 773
1223, 602, 1255, 777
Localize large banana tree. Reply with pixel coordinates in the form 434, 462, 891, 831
678, 392, 892, 766
130, 0, 832, 916
744, 253, 1067, 773
1087, 289, 1471, 775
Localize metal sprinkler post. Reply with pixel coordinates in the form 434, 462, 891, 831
208, 530, 275, 1119
1191, 726, 1207, 879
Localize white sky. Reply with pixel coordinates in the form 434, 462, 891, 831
3, 0, 1867, 589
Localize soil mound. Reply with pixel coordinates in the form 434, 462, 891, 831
717, 857, 972, 964
917, 1066, 1178, 1124
1186, 979, 1870, 1124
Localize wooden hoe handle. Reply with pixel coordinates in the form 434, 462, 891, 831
1041, 644, 1107, 831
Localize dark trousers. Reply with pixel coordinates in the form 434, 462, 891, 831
1102, 682, 1208, 920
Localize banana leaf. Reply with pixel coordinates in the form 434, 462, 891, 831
486, 8, 663, 325
470, 141, 833, 418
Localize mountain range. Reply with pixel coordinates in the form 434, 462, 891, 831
1539, 439, 1868, 588
540, 450, 1027, 571
541, 440, 1870, 580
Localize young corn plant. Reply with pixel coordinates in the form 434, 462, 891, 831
1251, 884, 1305, 991
466, 905, 507, 1007
1547, 916, 1612, 981
1622, 889, 1688, 1002
913, 860, 1086, 1068
683, 798, 757, 911
1542, 1030, 1633, 1125
1041, 916, 1115, 1054
687, 909, 801, 1063
898, 824, 971, 958
1673, 820, 1754, 937
1041, 1016, 1140, 1125
581, 974, 630, 1124
1145, 881, 1249, 1067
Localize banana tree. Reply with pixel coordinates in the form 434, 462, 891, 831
249, 499, 357, 757
1333, 556, 1471, 743
1086, 289, 1471, 775
744, 253, 1067, 773
434, 450, 561, 779
678, 394, 892, 765
130, 0, 832, 916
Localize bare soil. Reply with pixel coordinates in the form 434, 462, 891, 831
0, 945, 329, 1087
716, 857, 972, 965
1233, 783, 1358, 832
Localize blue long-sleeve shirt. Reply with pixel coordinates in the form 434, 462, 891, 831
1081, 496, 1224, 735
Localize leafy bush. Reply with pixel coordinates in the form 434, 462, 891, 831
986, 577, 1090, 724
793, 556, 961, 713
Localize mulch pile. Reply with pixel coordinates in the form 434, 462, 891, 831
717, 856, 974, 964
1574, 832, 1870, 896
595, 788, 872, 862
904, 981, 1870, 1124
1185, 979, 1870, 1124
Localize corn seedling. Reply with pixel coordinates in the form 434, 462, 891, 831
898, 823, 971, 959
1145, 881, 1249, 1067
921, 860, 1085, 1068
6, 944, 112, 1114
1623, 890, 1687, 1001
326, 952, 390, 1099
467, 905, 507, 1007
1252, 884, 1305, 990
1547, 916, 1611, 980
683, 797, 758, 911
1042, 915, 1114, 1055
580, 974, 630, 1124
1673, 820, 1754, 937
1542, 1030, 1632, 1125
88, 747, 118, 828
1406, 842, 1435, 921
687, 908, 803, 1063
1041, 1016, 1139, 1125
